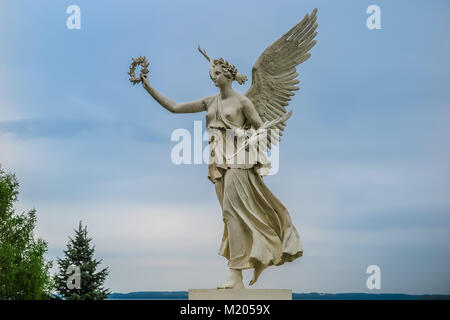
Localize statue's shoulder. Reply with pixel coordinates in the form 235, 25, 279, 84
204, 95, 218, 109
238, 94, 252, 105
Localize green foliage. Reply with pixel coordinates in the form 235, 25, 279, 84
0, 166, 53, 300
54, 221, 110, 300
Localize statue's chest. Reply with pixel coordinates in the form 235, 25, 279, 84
221, 103, 240, 121
206, 97, 243, 127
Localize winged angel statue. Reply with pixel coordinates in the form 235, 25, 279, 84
137, 9, 318, 288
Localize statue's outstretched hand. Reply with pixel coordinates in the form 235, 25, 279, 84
141, 73, 150, 89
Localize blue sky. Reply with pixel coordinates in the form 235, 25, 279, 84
1, 0, 449, 294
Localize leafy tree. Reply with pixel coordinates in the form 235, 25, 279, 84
54, 221, 110, 300
0, 166, 53, 300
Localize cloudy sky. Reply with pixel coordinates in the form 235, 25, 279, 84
1, 0, 449, 294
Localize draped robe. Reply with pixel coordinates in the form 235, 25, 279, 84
206, 95, 303, 285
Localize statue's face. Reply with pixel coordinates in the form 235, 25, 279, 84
209, 64, 231, 88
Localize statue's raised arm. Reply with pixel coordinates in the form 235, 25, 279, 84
141, 73, 212, 114
128, 56, 211, 114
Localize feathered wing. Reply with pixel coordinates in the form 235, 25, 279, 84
245, 8, 318, 150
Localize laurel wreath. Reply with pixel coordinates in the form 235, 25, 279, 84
128, 56, 149, 85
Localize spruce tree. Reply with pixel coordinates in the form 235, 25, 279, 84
55, 221, 110, 300
0, 166, 53, 300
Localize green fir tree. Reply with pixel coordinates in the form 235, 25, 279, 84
55, 221, 110, 300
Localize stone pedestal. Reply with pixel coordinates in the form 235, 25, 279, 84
188, 289, 292, 300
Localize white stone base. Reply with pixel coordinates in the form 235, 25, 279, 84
188, 289, 292, 300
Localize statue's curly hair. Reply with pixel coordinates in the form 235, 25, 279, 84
213, 58, 248, 85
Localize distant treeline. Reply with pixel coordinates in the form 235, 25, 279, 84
108, 291, 450, 300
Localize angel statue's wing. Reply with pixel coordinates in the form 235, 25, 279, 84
245, 8, 318, 150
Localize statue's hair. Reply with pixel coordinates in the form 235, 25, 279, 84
198, 46, 247, 85
213, 58, 248, 85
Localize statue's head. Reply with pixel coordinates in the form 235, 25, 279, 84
198, 46, 247, 87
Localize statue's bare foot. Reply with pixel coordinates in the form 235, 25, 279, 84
217, 269, 244, 289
